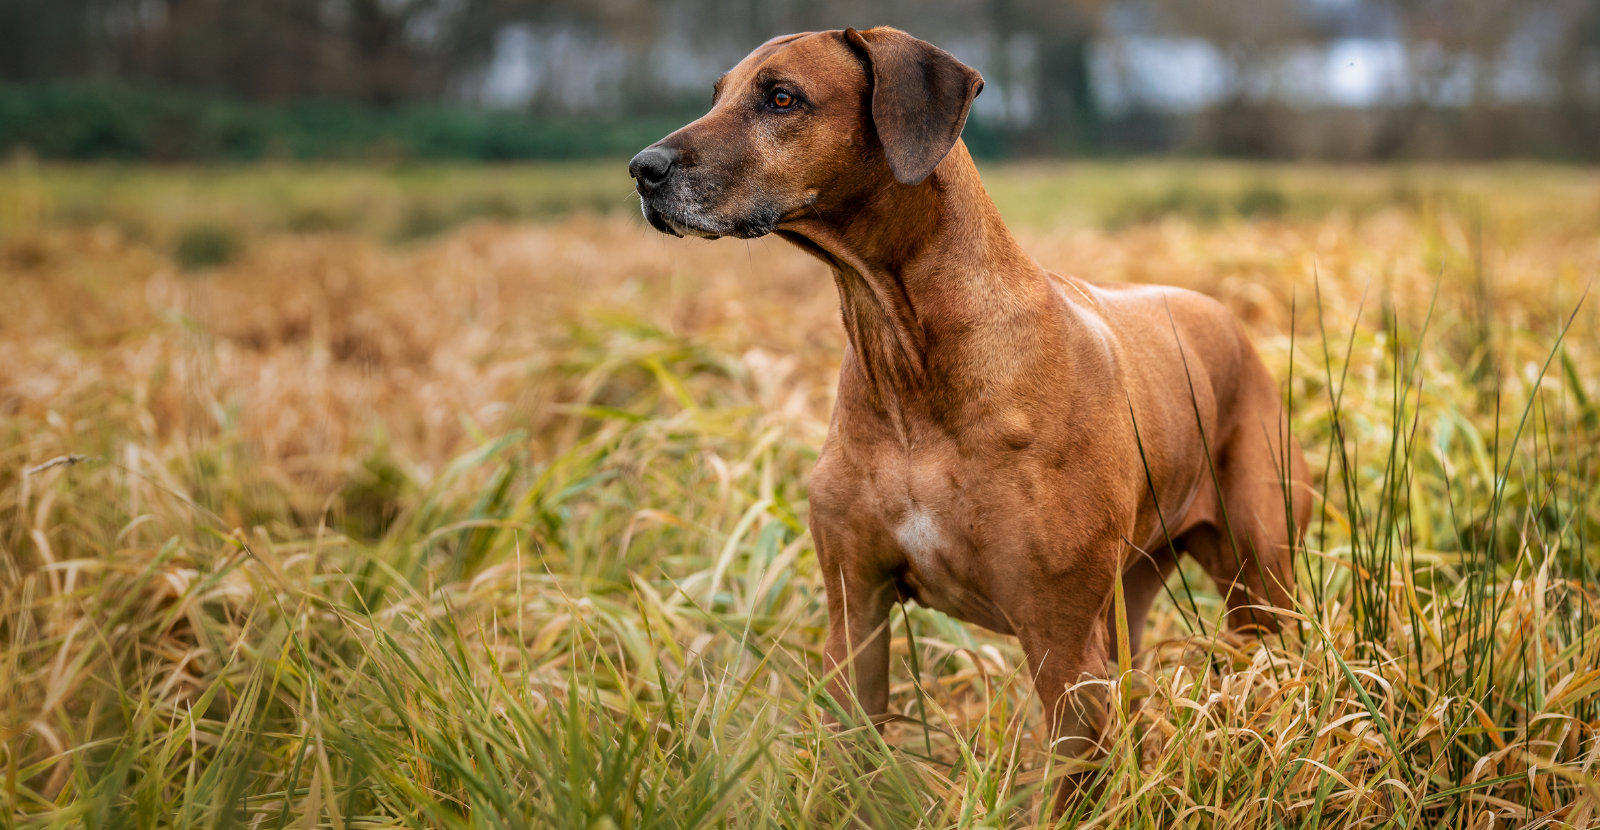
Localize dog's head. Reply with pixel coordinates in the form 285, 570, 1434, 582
629, 27, 983, 240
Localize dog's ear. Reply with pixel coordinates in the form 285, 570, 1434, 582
844, 27, 984, 186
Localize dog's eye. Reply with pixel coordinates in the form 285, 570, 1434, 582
770, 91, 795, 109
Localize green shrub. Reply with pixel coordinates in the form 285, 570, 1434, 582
340, 453, 412, 541
174, 224, 241, 270
0, 82, 689, 162
1106, 179, 1297, 226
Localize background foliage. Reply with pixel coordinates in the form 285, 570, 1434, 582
2, 0, 1598, 161
0, 82, 684, 162
3, 159, 1600, 826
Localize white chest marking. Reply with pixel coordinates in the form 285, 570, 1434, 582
895, 505, 945, 566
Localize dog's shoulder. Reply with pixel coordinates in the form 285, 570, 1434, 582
1076, 280, 1257, 376
1072, 280, 1238, 332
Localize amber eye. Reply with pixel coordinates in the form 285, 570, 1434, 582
771, 91, 795, 108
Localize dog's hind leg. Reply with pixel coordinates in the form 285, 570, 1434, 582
1180, 415, 1308, 633
1180, 523, 1290, 633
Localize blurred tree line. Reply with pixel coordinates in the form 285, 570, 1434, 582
0, 0, 1597, 161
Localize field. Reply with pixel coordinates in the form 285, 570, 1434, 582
4, 157, 1600, 828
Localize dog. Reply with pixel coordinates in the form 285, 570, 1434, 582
629, 25, 1311, 805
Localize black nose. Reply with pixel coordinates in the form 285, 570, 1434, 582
629, 146, 677, 192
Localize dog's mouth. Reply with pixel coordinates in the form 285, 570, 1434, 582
663, 214, 723, 240
639, 200, 712, 239
639, 196, 775, 241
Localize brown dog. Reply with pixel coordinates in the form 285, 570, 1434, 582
630, 25, 1311, 796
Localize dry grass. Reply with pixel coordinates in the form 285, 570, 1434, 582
3, 158, 1600, 828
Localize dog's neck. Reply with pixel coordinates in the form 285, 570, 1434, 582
778, 142, 1058, 435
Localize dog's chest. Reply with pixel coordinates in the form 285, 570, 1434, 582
894, 503, 946, 568
870, 449, 1023, 630
888, 490, 1018, 633
813, 429, 1029, 633
891, 496, 965, 605
882, 452, 964, 570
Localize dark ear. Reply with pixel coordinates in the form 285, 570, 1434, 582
845, 27, 984, 186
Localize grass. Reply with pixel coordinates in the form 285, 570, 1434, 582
3, 156, 1600, 828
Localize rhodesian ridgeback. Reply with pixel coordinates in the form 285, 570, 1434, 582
629, 25, 1311, 807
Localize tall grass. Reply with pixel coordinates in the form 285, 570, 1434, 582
3, 161, 1599, 827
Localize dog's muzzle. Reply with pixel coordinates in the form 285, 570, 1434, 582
629, 144, 780, 240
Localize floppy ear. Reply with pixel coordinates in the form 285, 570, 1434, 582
845, 27, 984, 186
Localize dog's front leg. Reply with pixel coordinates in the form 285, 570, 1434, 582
1016, 588, 1114, 820
817, 547, 898, 728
